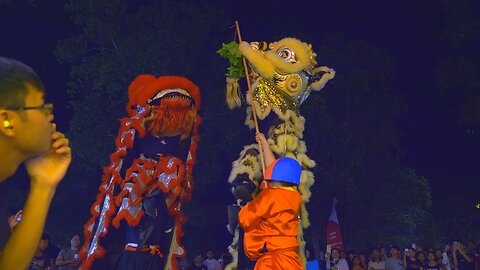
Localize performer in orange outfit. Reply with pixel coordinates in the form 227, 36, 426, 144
238, 132, 303, 270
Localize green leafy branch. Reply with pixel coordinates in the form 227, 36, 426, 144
217, 41, 244, 78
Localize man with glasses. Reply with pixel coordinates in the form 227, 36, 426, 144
0, 56, 71, 270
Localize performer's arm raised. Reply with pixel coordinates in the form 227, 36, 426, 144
256, 132, 275, 168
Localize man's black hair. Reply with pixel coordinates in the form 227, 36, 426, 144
0, 56, 45, 108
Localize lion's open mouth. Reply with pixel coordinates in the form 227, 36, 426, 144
145, 88, 196, 137
148, 88, 195, 108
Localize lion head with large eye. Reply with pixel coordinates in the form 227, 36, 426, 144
238, 37, 335, 106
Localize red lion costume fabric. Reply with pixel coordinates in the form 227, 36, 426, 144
80, 75, 201, 270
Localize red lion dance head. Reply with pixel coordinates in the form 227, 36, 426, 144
127, 75, 201, 139
80, 75, 201, 270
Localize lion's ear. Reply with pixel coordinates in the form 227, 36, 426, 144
128, 74, 157, 103
310, 67, 336, 91
126, 74, 156, 116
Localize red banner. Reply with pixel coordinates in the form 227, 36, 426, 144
326, 197, 345, 251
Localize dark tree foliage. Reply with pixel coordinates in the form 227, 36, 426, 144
53, 0, 435, 256
431, 0, 480, 241
53, 0, 238, 254
303, 36, 432, 251
438, 0, 480, 133
0, 0, 36, 6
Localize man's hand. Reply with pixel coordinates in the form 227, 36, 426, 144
25, 128, 71, 188
255, 132, 275, 167
0, 128, 70, 270
7, 210, 22, 232
255, 132, 268, 145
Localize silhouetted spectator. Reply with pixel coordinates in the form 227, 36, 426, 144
306, 246, 320, 270
404, 248, 423, 270
386, 245, 405, 270
442, 244, 452, 270
380, 248, 388, 262
353, 256, 366, 270
369, 249, 386, 270
203, 250, 221, 270
29, 233, 55, 270
424, 251, 444, 270
327, 248, 349, 270
418, 252, 426, 266
190, 255, 207, 270
453, 241, 474, 270
360, 254, 368, 270
56, 233, 81, 270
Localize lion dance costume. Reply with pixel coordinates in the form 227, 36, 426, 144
80, 75, 201, 270
219, 38, 335, 269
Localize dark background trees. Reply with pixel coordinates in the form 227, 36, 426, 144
1, 0, 478, 257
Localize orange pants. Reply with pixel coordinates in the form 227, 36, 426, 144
254, 248, 303, 270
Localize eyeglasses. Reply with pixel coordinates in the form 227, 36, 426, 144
4, 103, 54, 115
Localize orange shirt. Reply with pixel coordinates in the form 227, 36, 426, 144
238, 186, 302, 260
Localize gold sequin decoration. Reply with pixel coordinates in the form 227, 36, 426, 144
253, 79, 299, 114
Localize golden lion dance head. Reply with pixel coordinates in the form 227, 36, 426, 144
227, 37, 335, 109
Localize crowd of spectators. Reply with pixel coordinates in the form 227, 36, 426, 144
24, 238, 479, 270
306, 241, 479, 270
23, 232, 81, 270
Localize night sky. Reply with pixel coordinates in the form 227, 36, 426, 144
1, 0, 478, 246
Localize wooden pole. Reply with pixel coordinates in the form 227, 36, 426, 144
235, 21, 267, 180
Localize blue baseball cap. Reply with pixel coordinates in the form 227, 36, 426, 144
264, 157, 301, 185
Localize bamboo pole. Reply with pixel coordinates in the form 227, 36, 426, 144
235, 21, 267, 182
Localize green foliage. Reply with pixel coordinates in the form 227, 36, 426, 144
217, 41, 244, 78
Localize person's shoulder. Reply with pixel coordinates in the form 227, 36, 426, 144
251, 187, 277, 202
270, 186, 301, 200
58, 247, 71, 255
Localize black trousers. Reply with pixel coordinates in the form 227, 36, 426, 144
114, 250, 165, 270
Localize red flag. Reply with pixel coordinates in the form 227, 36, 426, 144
326, 197, 345, 251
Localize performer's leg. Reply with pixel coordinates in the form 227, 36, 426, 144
238, 227, 256, 270
254, 254, 272, 270
114, 251, 163, 270
271, 250, 303, 270
113, 251, 135, 270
